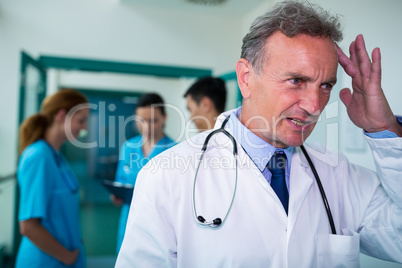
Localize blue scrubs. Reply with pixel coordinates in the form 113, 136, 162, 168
115, 135, 176, 252
16, 140, 85, 268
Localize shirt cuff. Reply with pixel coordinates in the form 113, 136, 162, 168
364, 115, 402, 139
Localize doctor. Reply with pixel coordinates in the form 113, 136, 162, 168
116, 1, 402, 267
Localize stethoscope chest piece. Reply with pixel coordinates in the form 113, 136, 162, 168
193, 116, 238, 228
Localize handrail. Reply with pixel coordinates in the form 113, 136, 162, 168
0, 173, 16, 184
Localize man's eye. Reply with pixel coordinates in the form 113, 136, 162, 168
289, 78, 302, 85
321, 83, 333, 90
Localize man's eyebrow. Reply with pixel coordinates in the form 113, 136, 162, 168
284, 72, 337, 84
284, 72, 314, 82
326, 77, 337, 85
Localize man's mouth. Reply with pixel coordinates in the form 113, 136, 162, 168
290, 118, 308, 126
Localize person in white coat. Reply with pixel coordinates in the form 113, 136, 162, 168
116, 1, 402, 267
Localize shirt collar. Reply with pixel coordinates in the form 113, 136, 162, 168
226, 107, 294, 172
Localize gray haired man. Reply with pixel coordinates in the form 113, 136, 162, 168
116, 1, 402, 267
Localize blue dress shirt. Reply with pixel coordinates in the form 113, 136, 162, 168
365, 116, 402, 139
226, 108, 293, 191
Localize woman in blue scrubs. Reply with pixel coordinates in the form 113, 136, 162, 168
112, 93, 176, 253
17, 89, 88, 267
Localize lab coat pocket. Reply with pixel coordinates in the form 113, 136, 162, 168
316, 229, 360, 268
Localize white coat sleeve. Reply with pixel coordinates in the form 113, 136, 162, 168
358, 136, 402, 262
115, 161, 177, 268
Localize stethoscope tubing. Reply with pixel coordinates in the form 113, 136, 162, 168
193, 116, 238, 228
193, 116, 337, 235
300, 145, 336, 234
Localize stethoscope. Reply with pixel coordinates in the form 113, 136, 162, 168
45, 141, 79, 194
192, 116, 337, 235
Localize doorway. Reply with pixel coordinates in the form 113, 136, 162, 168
62, 89, 142, 256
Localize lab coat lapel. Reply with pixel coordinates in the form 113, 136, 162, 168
233, 135, 289, 224
232, 131, 281, 202
287, 147, 314, 238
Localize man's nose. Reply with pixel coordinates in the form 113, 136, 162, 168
299, 86, 322, 116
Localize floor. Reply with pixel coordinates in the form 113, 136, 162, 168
88, 256, 117, 268
81, 203, 120, 256
81, 203, 120, 267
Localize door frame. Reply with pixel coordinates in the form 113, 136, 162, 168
14, 52, 213, 263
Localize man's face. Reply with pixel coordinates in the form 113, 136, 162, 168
240, 31, 338, 148
186, 95, 210, 131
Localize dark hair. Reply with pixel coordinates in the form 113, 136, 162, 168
19, 89, 88, 154
136, 93, 166, 115
184, 77, 227, 114
241, 0, 343, 74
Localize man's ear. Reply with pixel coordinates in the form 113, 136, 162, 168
200, 96, 213, 112
236, 59, 251, 99
54, 109, 67, 124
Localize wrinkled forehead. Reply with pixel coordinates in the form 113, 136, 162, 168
263, 32, 338, 70
267, 32, 337, 55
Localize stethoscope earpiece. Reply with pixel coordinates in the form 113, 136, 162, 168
197, 216, 206, 222
196, 215, 222, 227
213, 218, 222, 226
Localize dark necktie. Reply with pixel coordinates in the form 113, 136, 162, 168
267, 152, 288, 214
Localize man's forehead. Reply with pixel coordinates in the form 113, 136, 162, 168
266, 32, 336, 50
264, 32, 338, 65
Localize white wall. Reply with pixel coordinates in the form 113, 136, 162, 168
0, 0, 243, 253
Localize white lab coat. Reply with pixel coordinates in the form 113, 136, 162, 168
116, 113, 402, 268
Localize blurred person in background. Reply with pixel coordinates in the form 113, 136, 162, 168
111, 93, 176, 253
184, 77, 227, 132
17, 89, 88, 267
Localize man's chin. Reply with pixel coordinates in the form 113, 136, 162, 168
279, 137, 308, 148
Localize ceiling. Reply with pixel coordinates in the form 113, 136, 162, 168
120, 0, 269, 16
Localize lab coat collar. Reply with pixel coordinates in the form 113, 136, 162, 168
299, 143, 340, 168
